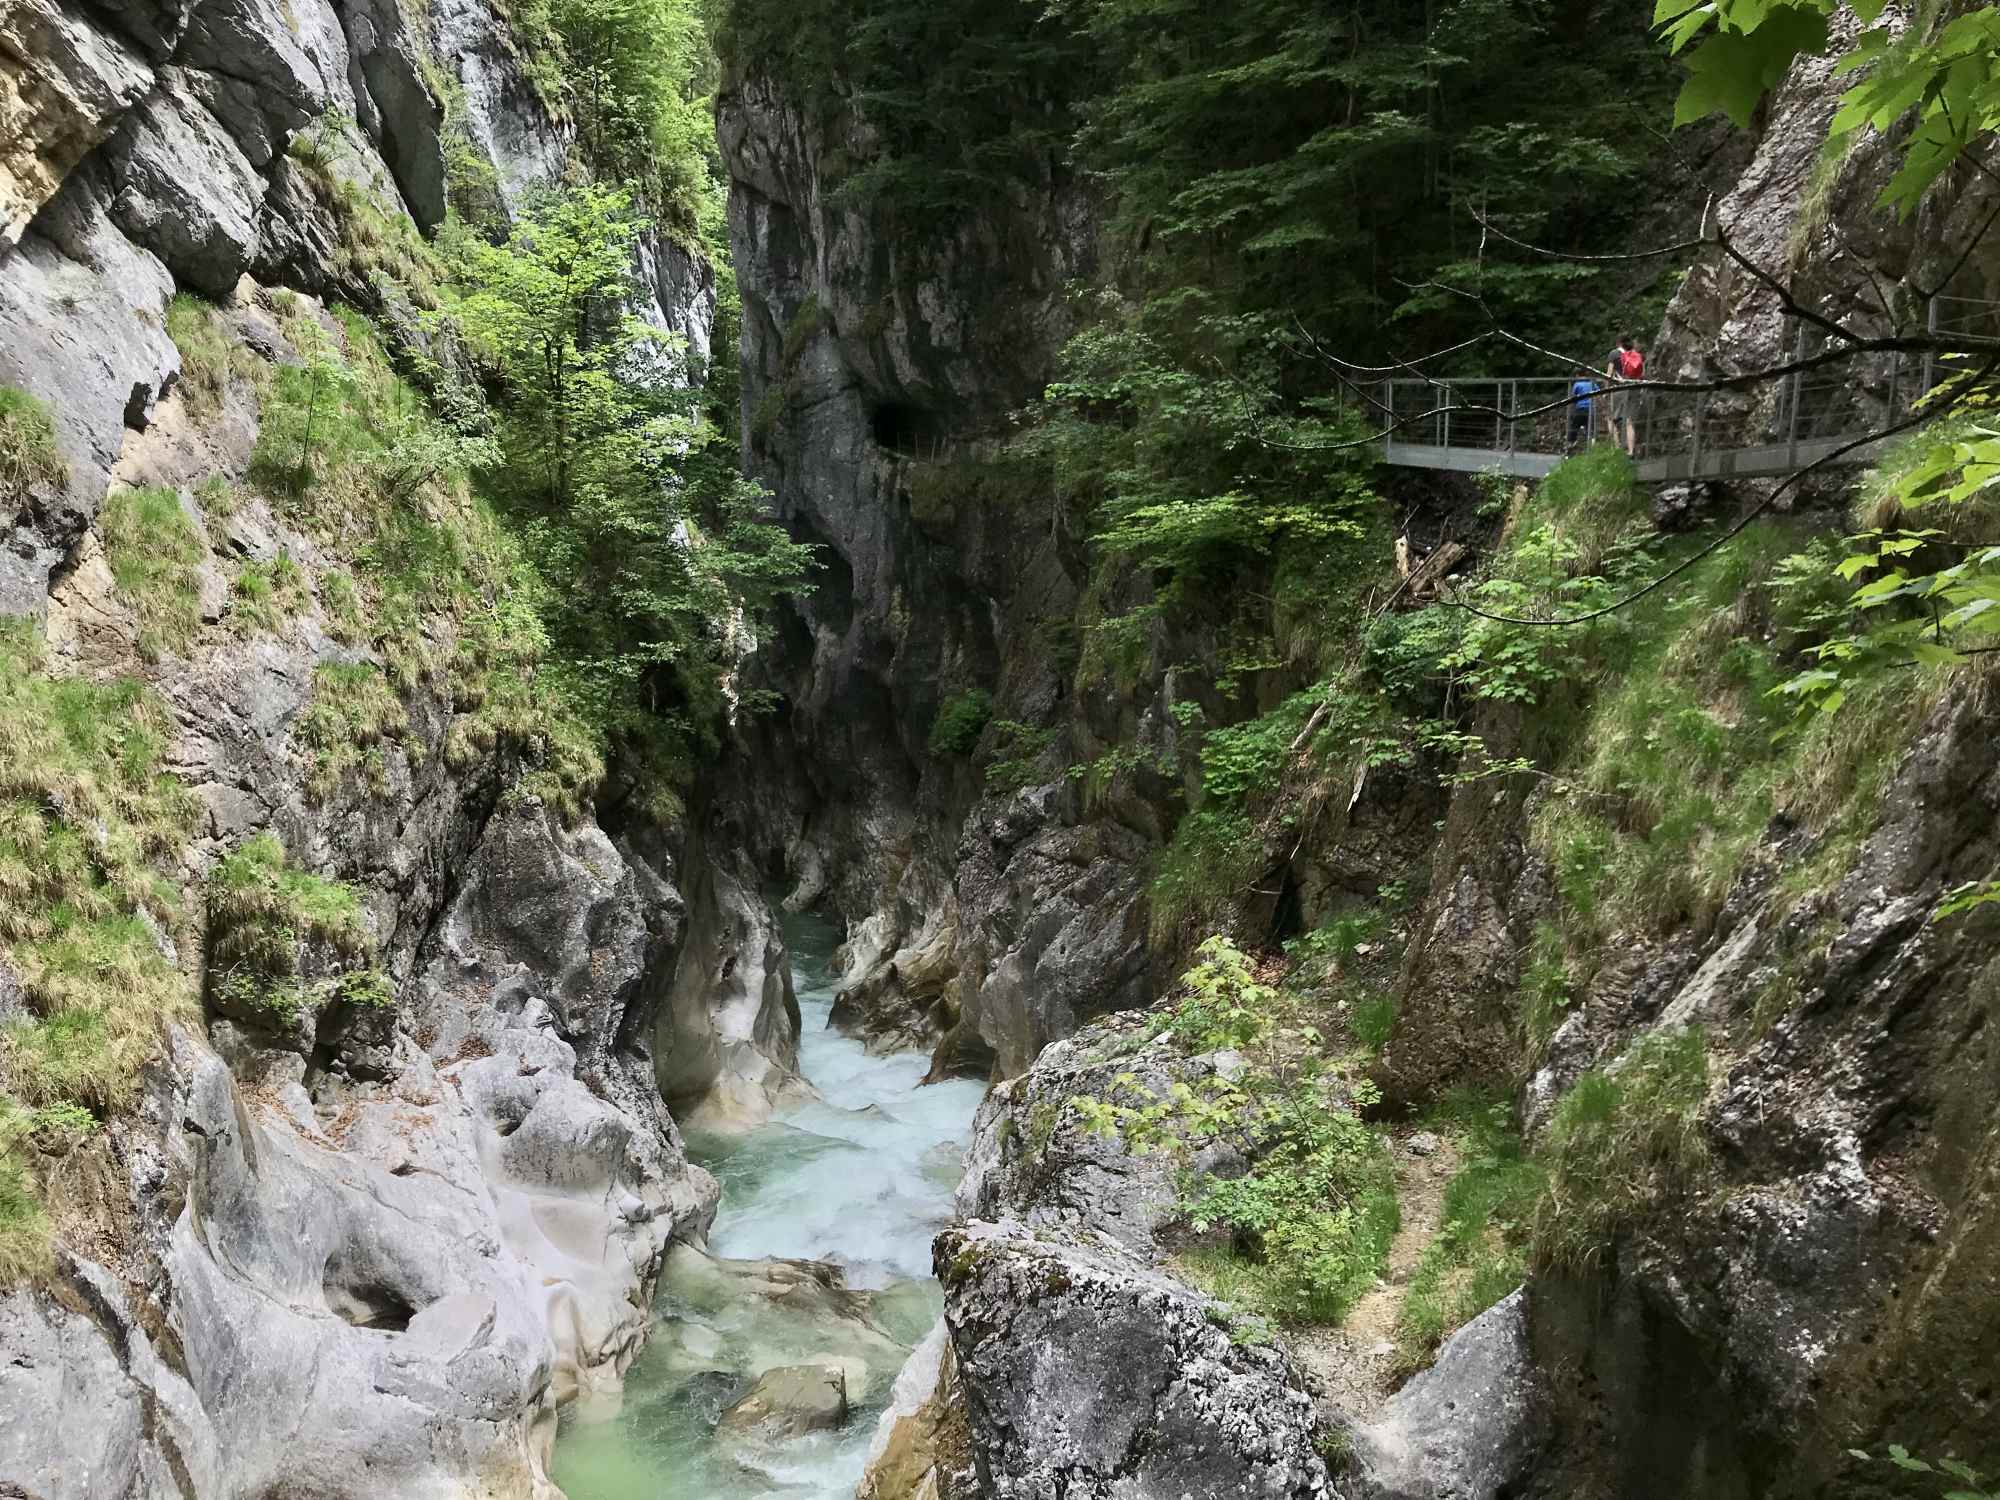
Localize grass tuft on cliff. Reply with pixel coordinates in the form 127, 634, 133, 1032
206, 833, 384, 1023
296, 661, 411, 799
0, 386, 67, 504
166, 294, 256, 419
241, 300, 605, 817
0, 1114, 52, 1282
228, 555, 310, 637
99, 485, 208, 660
209, 833, 370, 964
1530, 1026, 1709, 1270
1518, 515, 1951, 1052
0, 621, 199, 1279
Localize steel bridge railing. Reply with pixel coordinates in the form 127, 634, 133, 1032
1376, 298, 1986, 483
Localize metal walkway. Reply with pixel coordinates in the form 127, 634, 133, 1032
1375, 301, 1993, 484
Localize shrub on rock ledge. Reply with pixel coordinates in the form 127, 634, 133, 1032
205, 834, 385, 1026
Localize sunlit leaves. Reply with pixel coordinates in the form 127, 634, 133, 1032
1659, 0, 2000, 215
1848, 1445, 1999, 1497
1670, 3, 1828, 127
1769, 424, 2000, 716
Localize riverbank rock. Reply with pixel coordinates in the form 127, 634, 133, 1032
656, 1245, 916, 1383
657, 841, 807, 1131
1345, 1290, 1542, 1500
857, 1317, 979, 1500
953, 1011, 1230, 1256
936, 1220, 1334, 1500
718, 1362, 850, 1438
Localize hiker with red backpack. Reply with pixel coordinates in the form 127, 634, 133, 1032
1604, 334, 1645, 456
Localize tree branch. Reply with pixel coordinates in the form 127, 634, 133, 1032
1464, 206, 1714, 265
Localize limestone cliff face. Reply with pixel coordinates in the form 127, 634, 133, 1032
0, 1, 776, 1493
1381, 679, 2000, 1496
717, 68, 1162, 1080
1655, 9, 2000, 451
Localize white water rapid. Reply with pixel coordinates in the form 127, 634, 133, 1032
552, 911, 985, 1498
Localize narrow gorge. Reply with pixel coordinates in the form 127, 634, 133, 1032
2, 0, 1998, 1497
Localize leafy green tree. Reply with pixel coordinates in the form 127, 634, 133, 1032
717, 0, 1093, 216
551, 0, 717, 231
447, 184, 646, 504
444, 184, 812, 789
1849, 1445, 1997, 1499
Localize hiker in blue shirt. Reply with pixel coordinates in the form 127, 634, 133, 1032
1567, 370, 1598, 453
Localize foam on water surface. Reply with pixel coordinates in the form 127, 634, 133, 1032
552, 911, 985, 1498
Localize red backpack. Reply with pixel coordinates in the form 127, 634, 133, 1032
1616, 347, 1645, 380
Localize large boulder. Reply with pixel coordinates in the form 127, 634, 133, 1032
953, 1010, 1228, 1257
105, 76, 265, 293
0, 1254, 224, 1496
936, 1220, 1334, 1500
857, 1317, 979, 1500
937, 783, 1153, 1080
656, 841, 805, 1130
0, 162, 177, 612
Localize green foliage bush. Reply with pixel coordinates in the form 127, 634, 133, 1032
1438, 454, 1653, 708
1031, 302, 1381, 591
1148, 936, 1270, 1052
525, 0, 720, 235
1081, 937, 1399, 1323
716, 0, 1088, 217
1531, 1027, 1709, 1270
1847, 1447, 1996, 1498
928, 688, 993, 757
982, 719, 1056, 791
238, 300, 618, 817
0, 386, 65, 504
443, 184, 814, 809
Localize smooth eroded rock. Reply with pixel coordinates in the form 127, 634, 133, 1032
717, 1362, 850, 1440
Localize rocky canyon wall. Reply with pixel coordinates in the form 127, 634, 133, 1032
716, 67, 1162, 1083
0, 0, 795, 1493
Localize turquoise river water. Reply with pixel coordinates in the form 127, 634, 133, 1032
552, 912, 985, 1498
